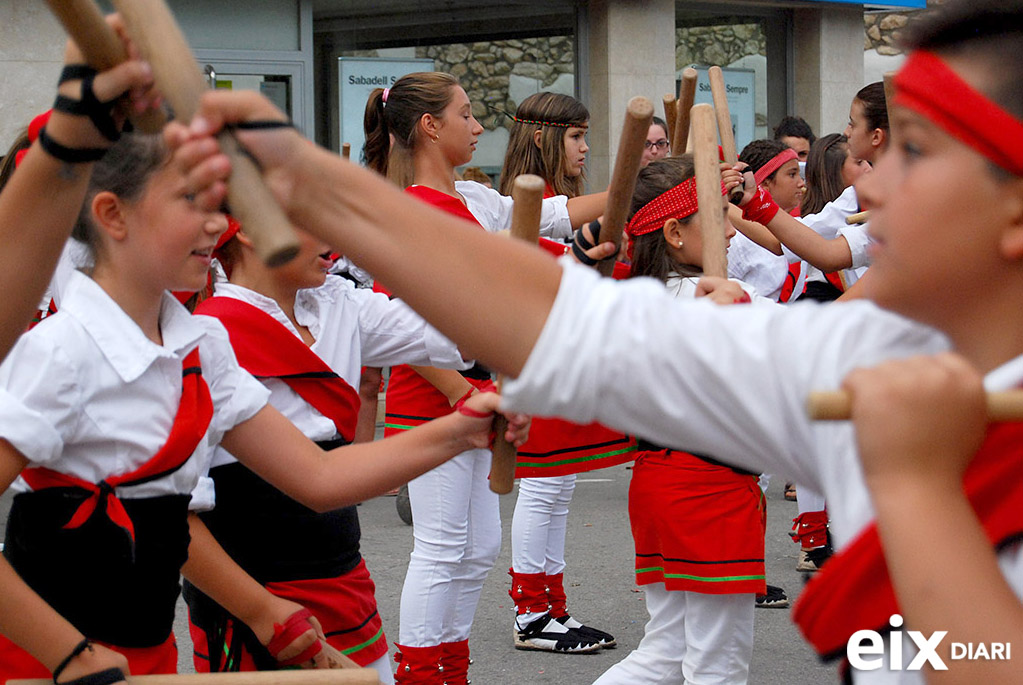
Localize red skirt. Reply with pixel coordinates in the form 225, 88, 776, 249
629, 449, 766, 595
514, 417, 636, 478
0, 632, 177, 682
189, 559, 386, 671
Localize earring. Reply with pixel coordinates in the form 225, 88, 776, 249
678, 241, 683, 248
432, 136, 438, 143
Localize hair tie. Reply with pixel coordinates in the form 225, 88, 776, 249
14, 110, 53, 169
382, 88, 389, 106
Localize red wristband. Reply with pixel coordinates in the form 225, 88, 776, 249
457, 404, 493, 419
741, 186, 780, 225
267, 608, 323, 666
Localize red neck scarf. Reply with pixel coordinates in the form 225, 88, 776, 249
894, 51, 1023, 176
793, 420, 1023, 660
195, 296, 360, 441
20, 349, 213, 543
406, 184, 484, 227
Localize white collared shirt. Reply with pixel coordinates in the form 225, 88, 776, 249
455, 180, 573, 239
202, 278, 468, 465
0, 271, 269, 509
501, 259, 1023, 684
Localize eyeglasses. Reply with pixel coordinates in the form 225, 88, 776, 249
644, 139, 669, 150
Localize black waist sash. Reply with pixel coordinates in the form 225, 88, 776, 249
196, 438, 360, 584
4, 489, 190, 647
635, 438, 759, 477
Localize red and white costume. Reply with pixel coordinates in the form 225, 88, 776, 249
593, 275, 770, 685
186, 278, 465, 682
501, 258, 1023, 684
0, 271, 270, 680
384, 180, 571, 681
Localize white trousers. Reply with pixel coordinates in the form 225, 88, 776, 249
398, 447, 501, 646
592, 585, 754, 685
366, 654, 395, 684
510, 474, 576, 574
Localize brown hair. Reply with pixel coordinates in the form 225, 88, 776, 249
363, 72, 460, 188
627, 155, 701, 283
73, 132, 168, 257
801, 133, 849, 216
498, 92, 589, 197
0, 129, 31, 194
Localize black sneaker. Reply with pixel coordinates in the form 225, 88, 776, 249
554, 615, 616, 648
755, 584, 790, 609
513, 614, 603, 653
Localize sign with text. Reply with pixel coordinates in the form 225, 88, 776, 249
686, 66, 756, 155
338, 57, 434, 163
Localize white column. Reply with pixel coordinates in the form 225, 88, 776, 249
585, 0, 676, 189
793, 6, 864, 137
0, 1, 64, 151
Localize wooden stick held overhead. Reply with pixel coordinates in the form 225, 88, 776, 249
107, 0, 300, 267
341, 142, 351, 160
691, 103, 728, 279
807, 390, 1023, 422
708, 66, 736, 164
12, 671, 379, 685
598, 96, 654, 277
44, 0, 165, 133
488, 174, 545, 495
662, 94, 678, 146
672, 68, 698, 156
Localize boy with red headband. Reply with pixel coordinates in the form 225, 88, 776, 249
171, 1, 1023, 679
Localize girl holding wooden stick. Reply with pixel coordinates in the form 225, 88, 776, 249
171, 2, 1023, 678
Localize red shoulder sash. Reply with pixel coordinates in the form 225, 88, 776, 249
196, 297, 360, 442
793, 421, 1023, 659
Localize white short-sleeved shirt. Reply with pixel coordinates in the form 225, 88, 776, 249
501, 259, 1023, 684
0, 271, 270, 511
202, 278, 468, 466
455, 180, 573, 239
788, 186, 871, 287
726, 232, 794, 302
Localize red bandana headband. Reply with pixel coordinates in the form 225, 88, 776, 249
754, 148, 798, 186
14, 110, 52, 168
625, 175, 728, 241
894, 50, 1023, 176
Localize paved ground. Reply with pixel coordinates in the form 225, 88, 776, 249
1, 465, 836, 684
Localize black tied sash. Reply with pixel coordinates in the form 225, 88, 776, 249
184, 437, 356, 671
196, 437, 360, 584
3, 490, 191, 647
635, 438, 759, 477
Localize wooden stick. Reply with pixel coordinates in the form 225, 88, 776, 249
882, 71, 897, 125
108, 0, 300, 267
341, 142, 351, 160
12, 671, 379, 685
672, 68, 698, 157
846, 210, 870, 225
597, 96, 653, 277
691, 104, 728, 280
43, 0, 165, 133
488, 174, 545, 495
707, 67, 736, 164
807, 389, 1023, 422
662, 94, 678, 147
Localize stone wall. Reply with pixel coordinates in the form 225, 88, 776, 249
863, 0, 943, 55
346, 23, 767, 135
675, 23, 766, 70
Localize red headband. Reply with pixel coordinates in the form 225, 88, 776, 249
626, 177, 700, 240
14, 110, 52, 168
894, 50, 1023, 176
754, 148, 798, 186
